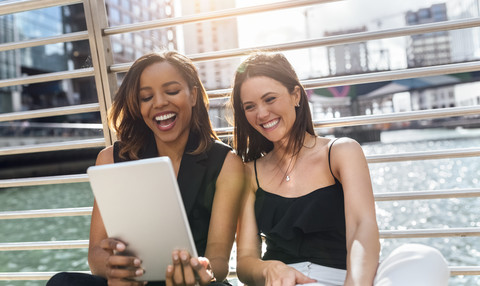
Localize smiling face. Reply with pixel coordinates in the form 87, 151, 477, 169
240, 76, 300, 144
138, 61, 197, 146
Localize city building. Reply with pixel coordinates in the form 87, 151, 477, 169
324, 27, 369, 76
180, 0, 239, 128
447, 0, 480, 62
405, 3, 451, 67
0, 1, 176, 115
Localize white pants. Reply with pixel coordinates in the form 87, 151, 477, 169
289, 244, 450, 286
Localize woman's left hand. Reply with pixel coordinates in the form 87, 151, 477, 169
165, 250, 216, 286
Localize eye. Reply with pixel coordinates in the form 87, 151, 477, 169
265, 96, 276, 103
166, 90, 180, 95
243, 104, 255, 111
140, 95, 153, 102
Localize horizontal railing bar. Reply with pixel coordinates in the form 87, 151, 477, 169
110, 18, 480, 73
0, 271, 91, 281
2, 227, 478, 251
450, 266, 480, 276
0, 174, 88, 188
206, 60, 480, 99
0, 122, 103, 129
0, 207, 92, 220
374, 188, 480, 201
214, 105, 480, 135
0, 138, 105, 156
302, 61, 480, 89
0, 0, 82, 16
203, 61, 480, 99
366, 147, 480, 163
0, 240, 89, 251
187, 18, 480, 63
0, 103, 100, 123
379, 227, 480, 238
0, 31, 89, 52
0, 268, 476, 280
2, 188, 479, 220
104, 0, 340, 36
0, 68, 94, 89
312, 105, 480, 128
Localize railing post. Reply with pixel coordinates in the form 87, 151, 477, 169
82, 0, 117, 145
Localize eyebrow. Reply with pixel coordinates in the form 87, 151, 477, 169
139, 81, 181, 92
242, 91, 277, 105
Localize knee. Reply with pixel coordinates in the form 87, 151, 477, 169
46, 272, 71, 286
394, 243, 448, 269
376, 244, 450, 285
46, 272, 105, 286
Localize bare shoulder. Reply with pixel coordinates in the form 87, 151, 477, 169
95, 145, 114, 166
217, 151, 245, 185
330, 137, 364, 155
222, 150, 245, 172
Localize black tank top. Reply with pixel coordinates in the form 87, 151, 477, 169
254, 139, 347, 269
113, 131, 231, 257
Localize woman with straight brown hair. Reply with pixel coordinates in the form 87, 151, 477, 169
231, 52, 449, 286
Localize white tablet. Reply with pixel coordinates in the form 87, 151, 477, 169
87, 156, 198, 281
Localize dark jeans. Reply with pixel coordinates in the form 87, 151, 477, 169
46, 272, 165, 286
46, 272, 232, 286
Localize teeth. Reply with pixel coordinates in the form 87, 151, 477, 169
155, 113, 175, 121
262, 119, 279, 129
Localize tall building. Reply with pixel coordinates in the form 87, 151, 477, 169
180, 0, 239, 128
447, 0, 480, 62
180, 0, 239, 90
405, 3, 451, 67
0, 1, 176, 115
105, 0, 177, 63
324, 27, 369, 75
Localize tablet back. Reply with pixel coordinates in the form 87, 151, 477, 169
87, 156, 198, 281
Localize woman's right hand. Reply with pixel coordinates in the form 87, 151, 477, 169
263, 261, 316, 286
100, 238, 147, 286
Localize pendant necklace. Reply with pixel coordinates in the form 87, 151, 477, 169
282, 136, 317, 182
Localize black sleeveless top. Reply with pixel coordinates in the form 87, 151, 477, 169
254, 140, 347, 270
113, 131, 231, 257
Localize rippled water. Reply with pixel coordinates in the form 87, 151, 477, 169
0, 129, 479, 285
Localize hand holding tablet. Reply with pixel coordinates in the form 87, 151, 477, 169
87, 157, 198, 281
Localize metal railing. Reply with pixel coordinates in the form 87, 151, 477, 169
0, 0, 479, 282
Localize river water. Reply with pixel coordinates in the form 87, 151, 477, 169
0, 128, 479, 286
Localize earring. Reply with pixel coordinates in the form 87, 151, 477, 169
295, 102, 300, 107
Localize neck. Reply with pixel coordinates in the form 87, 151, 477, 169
271, 132, 315, 160
154, 129, 190, 173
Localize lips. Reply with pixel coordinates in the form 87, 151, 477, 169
261, 118, 279, 129
154, 112, 177, 130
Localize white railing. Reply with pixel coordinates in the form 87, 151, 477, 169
0, 0, 479, 282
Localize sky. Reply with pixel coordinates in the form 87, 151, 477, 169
233, 0, 468, 79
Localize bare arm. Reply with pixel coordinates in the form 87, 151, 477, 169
330, 138, 380, 286
87, 146, 114, 276
204, 151, 246, 281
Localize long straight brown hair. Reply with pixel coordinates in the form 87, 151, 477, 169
231, 52, 315, 162
109, 51, 218, 160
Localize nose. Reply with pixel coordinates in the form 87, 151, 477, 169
257, 104, 269, 121
152, 92, 168, 108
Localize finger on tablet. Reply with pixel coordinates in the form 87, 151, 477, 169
100, 238, 126, 252
179, 250, 196, 286
108, 256, 142, 268
165, 264, 174, 286
172, 250, 185, 285
191, 257, 215, 286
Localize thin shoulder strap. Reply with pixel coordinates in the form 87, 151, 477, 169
253, 159, 261, 189
328, 138, 341, 181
